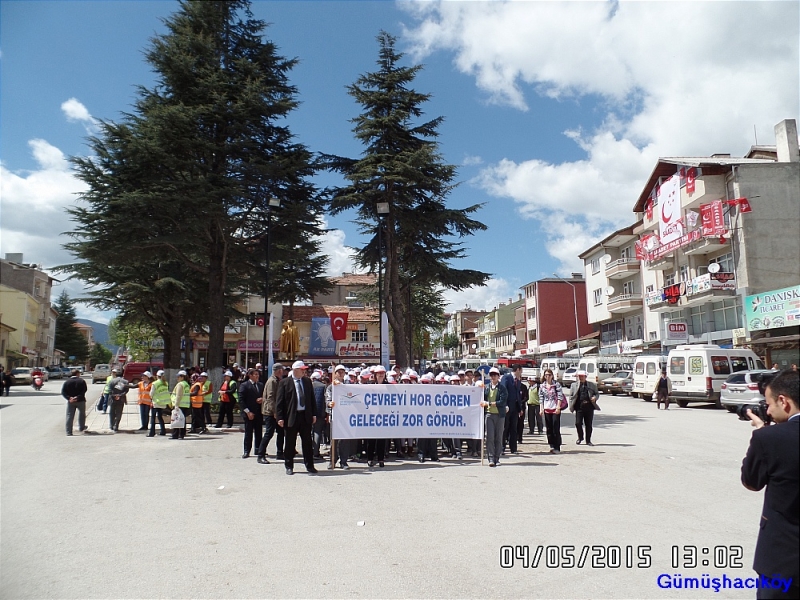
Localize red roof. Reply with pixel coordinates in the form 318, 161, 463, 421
329, 273, 378, 286
283, 305, 378, 323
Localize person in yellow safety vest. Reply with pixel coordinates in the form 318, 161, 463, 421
189, 373, 208, 434
137, 371, 153, 431
170, 371, 191, 439
98, 369, 117, 413
200, 372, 213, 431
149, 369, 171, 437
215, 370, 238, 429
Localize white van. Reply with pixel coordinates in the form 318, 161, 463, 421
576, 355, 635, 387
667, 345, 766, 408
631, 355, 668, 399
540, 357, 578, 383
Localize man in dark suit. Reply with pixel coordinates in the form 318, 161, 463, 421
569, 371, 600, 446
238, 368, 264, 459
741, 369, 799, 599
501, 366, 522, 454
276, 360, 317, 475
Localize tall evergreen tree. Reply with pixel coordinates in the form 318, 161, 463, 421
62, 0, 330, 379
327, 32, 489, 366
89, 343, 112, 368
53, 291, 90, 363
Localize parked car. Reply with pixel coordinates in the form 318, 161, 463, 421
720, 369, 777, 412
61, 367, 72, 378
122, 361, 164, 384
599, 370, 633, 395
45, 366, 63, 380
561, 367, 578, 385
92, 364, 112, 384
10, 367, 33, 385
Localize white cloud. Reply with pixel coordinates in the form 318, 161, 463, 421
442, 277, 520, 313
462, 154, 483, 166
316, 218, 361, 277
61, 97, 98, 133
404, 1, 800, 271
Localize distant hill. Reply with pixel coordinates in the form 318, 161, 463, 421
76, 319, 118, 352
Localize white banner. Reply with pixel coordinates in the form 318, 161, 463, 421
331, 384, 484, 440
658, 174, 683, 244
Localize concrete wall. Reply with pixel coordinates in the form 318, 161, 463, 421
737, 162, 800, 296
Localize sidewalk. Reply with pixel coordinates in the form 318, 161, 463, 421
84, 400, 245, 435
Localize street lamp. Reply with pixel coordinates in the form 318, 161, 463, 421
263, 197, 281, 369
553, 273, 582, 359
377, 202, 390, 368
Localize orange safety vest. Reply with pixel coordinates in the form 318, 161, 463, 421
190, 382, 204, 409
137, 381, 153, 405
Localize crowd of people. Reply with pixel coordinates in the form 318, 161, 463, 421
61, 360, 613, 473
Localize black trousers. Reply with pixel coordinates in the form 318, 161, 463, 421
284, 409, 314, 470
366, 439, 386, 462
417, 438, 438, 460
516, 410, 525, 443
171, 407, 189, 439
216, 401, 234, 428
544, 412, 561, 450
257, 414, 284, 457
528, 404, 543, 434
575, 405, 595, 443
191, 407, 205, 432
203, 402, 212, 427
149, 406, 165, 435
504, 409, 519, 453
243, 412, 263, 454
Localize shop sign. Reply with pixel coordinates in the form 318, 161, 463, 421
337, 342, 379, 357
745, 284, 800, 331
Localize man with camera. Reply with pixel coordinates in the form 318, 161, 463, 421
741, 369, 799, 599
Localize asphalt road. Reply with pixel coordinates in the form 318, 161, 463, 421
1, 378, 766, 599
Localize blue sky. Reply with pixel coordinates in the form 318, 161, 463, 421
2, 1, 798, 323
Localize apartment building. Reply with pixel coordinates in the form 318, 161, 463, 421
521, 276, 592, 355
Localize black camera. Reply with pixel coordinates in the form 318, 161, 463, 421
736, 399, 772, 424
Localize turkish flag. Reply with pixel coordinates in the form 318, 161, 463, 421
330, 312, 349, 341
686, 167, 697, 194
728, 197, 753, 213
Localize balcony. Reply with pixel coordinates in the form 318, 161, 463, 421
35, 340, 48, 351
645, 288, 677, 312
682, 175, 727, 211
607, 293, 643, 314
646, 255, 674, 271
683, 233, 731, 256
683, 273, 737, 306
605, 257, 640, 279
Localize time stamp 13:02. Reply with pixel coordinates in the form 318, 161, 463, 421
499, 545, 745, 569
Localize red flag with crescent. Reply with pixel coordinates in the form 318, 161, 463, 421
330, 312, 349, 341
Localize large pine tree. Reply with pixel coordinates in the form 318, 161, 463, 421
63, 0, 330, 378
327, 32, 489, 366
53, 291, 90, 363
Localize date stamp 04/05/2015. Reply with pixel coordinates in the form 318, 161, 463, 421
498, 545, 745, 570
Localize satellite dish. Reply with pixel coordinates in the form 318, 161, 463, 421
602, 255, 612, 264
708, 263, 720, 273
604, 286, 616, 296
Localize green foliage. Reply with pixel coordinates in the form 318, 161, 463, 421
53, 291, 90, 363
89, 343, 112, 367
442, 332, 460, 351
108, 317, 161, 362
325, 32, 489, 365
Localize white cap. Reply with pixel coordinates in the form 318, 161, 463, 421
142, 371, 152, 378
177, 370, 187, 376
224, 371, 233, 377
348, 370, 357, 377
400, 373, 411, 381
577, 370, 587, 377
232, 363, 239, 368
458, 370, 466, 376
373, 365, 386, 373
334, 365, 346, 372
435, 372, 447, 381
449, 374, 461, 382
360, 371, 372, 380
156, 370, 165, 376
200, 372, 208, 377
409, 370, 419, 379
465, 368, 474, 373
311, 372, 321, 380
489, 367, 500, 375
291, 360, 308, 370
111, 368, 119, 373
420, 374, 433, 383
256, 363, 262, 368
387, 374, 397, 383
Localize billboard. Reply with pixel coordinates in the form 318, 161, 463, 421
745, 285, 800, 331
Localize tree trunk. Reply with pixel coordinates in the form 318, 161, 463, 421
208, 226, 227, 400
384, 210, 410, 366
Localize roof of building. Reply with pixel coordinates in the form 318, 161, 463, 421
329, 273, 378, 286
284, 304, 378, 322
578, 220, 642, 260
632, 156, 776, 213
521, 276, 586, 288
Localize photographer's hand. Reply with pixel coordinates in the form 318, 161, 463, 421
746, 408, 766, 429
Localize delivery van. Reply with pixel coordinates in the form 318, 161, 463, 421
576, 355, 634, 386
539, 357, 578, 384
667, 345, 765, 408
631, 355, 667, 399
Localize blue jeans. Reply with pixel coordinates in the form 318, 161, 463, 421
139, 404, 150, 429
149, 406, 165, 435
66, 400, 86, 434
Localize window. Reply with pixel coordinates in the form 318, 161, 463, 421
587, 363, 595, 373
689, 356, 704, 374
528, 308, 536, 320
646, 285, 654, 293
690, 306, 704, 335
710, 253, 734, 274
710, 356, 731, 375
351, 330, 368, 342
727, 373, 746, 384
593, 288, 602, 306
712, 298, 742, 331
622, 281, 635, 295
649, 331, 658, 341
679, 265, 689, 282
591, 258, 601, 274
730, 356, 748, 372
621, 246, 632, 259
664, 273, 676, 286
670, 356, 685, 375
635, 362, 644, 375
646, 363, 658, 375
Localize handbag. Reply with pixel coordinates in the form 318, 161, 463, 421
170, 407, 185, 428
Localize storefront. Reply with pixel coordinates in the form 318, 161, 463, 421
745, 284, 800, 368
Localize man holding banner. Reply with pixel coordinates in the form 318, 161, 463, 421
482, 367, 508, 467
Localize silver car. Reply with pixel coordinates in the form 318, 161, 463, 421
600, 370, 633, 395
720, 370, 777, 412
561, 367, 578, 385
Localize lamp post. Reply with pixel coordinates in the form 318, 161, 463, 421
377, 202, 390, 368
553, 273, 582, 358
262, 197, 281, 367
